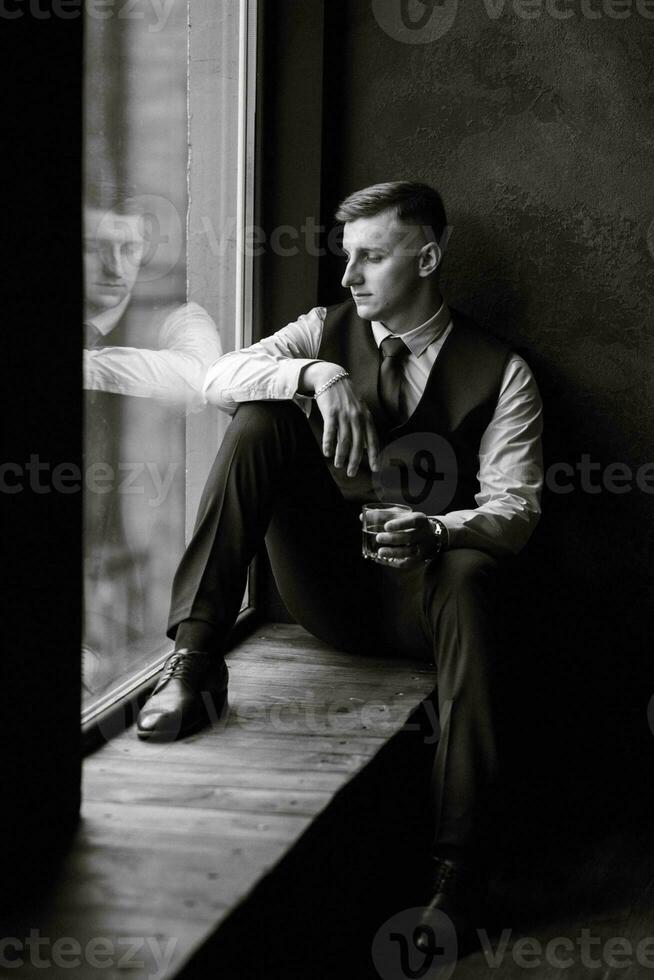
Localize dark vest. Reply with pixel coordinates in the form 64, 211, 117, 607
307, 299, 511, 512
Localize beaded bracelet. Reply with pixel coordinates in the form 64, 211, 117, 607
313, 370, 350, 399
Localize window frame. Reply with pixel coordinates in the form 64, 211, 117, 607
82, 0, 261, 744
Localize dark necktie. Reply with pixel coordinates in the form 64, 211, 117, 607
378, 335, 410, 425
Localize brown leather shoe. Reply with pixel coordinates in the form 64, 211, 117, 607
136, 649, 229, 742
415, 855, 487, 955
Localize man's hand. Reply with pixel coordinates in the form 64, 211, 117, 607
375, 511, 439, 568
301, 362, 380, 478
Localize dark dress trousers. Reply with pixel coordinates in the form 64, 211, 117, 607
168, 300, 511, 853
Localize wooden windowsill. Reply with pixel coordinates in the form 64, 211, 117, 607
16, 625, 436, 979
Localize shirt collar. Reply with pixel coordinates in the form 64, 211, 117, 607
371, 301, 452, 356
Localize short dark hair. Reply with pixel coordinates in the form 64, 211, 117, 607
335, 181, 447, 245
84, 173, 143, 216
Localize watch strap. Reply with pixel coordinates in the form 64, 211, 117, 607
427, 517, 448, 557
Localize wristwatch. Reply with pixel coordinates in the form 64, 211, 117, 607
427, 517, 448, 557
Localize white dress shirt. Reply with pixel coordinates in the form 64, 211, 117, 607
84, 301, 222, 410
203, 304, 543, 557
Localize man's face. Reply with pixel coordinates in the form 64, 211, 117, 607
84, 207, 145, 315
340, 211, 429, 327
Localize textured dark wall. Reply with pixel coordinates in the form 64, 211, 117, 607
319, 2, 654, 824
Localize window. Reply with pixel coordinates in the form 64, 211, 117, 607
82, 0, 258, 722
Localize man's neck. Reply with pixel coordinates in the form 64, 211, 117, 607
380, 288, 443, 336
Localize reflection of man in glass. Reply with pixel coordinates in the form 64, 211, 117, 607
83, 194, 221, 696
84, 201, 221, 406
84, 205, 145, 340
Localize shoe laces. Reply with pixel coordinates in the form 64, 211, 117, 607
160, 650, 208, 685
431, 858, 467, 896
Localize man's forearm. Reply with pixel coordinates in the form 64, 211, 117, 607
84, 346, 213, 408
438, 498, 541, 557
202, 308, 328, 413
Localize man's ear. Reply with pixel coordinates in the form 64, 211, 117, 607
418, 241, 442, 277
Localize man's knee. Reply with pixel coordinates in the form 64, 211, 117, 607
424, 549, 499, 605
441, 548, 498, 580
230, 400, 300, 438
221, 402, 314, 460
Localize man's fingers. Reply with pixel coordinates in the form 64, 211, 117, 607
322, 416, 337, 458
333, 418, 352, 469
376, 530, 415, 547
365, 415, 381, 472
384, 515, 418, 531
347, 414, 366, 477
319, 392, 377, 477
377, 549, 421, 567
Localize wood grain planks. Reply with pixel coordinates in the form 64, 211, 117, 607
10, 625, 435, 980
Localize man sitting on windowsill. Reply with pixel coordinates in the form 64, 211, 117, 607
136, 181, 543, 948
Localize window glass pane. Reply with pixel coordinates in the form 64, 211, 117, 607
83, 3, 218, 707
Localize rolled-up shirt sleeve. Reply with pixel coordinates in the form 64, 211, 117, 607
202, 308, 326, 416
436, 354, 543, 557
